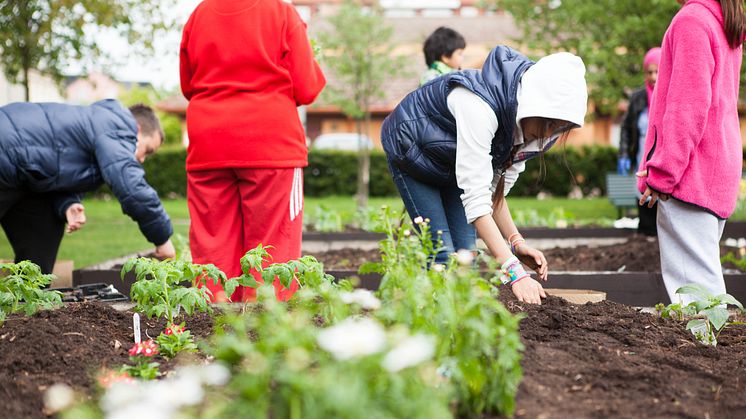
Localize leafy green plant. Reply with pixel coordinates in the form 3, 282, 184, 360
660, 284, 745, 346
205, 284, 452, 419
370, 207, 524, 416
155, 323, 198, 360
0, 261, 62, 321
121, 340, 160, 380
721, 252, 746, 271
122, 258, 227, 324
309, 205, 344, 232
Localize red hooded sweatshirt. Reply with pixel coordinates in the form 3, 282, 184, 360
180, 0, 326, 171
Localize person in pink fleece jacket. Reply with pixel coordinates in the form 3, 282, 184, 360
637, 0, 745, 303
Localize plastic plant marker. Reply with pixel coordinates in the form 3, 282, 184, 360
133, 313, 141, 344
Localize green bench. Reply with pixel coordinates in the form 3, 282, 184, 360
606, 173, 638, 218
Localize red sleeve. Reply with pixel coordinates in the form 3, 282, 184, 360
285, 12, 326, 106
179, 13, 195, 101
646, 14, 714, 194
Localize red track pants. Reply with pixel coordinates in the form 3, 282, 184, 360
187, 168, 304, 302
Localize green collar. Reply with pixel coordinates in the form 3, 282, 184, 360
430, 61, 455, 75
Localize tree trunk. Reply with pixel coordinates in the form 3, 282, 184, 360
355, 116, 370, 211
22, 65, 30, 102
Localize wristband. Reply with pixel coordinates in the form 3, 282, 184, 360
510, 238, 526, 254
498, 256, 531, 285
507, 233, 522, 245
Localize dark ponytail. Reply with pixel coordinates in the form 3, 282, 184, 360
720, 0, 746, 48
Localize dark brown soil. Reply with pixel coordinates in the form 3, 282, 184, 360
2, 296, 745, 418
497, 291, 746, 419
308, 237, 744, 272
0, 303, 215, 419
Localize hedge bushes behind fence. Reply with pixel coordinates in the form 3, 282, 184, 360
136, 146, 745, 199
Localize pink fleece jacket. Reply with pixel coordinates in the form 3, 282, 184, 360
637, 0, 743, 219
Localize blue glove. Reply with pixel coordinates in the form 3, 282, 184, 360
617, 157, 631, 175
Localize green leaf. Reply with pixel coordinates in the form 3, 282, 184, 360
716, 293, 744, 310
702, 308, 729, 331
224, 278, 239, 300
358, 262, 384, 275
686, 318, 707, 331
675, 284, 712, 302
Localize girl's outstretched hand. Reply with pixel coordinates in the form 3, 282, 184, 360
514, 243, 548, 281
511, 277, 547, 305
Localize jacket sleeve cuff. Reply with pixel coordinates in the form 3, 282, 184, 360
465, 203, 493, 224
139, 218, 173, 246
646, 166, 675, 195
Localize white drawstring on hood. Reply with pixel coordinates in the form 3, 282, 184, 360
516, 52, 588, 128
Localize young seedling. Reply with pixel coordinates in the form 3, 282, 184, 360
121, 340, 160, 379
156, 323, 198, 360
0, 261, 62, 322
660, 284, 745, 346
122, 258, 227, 324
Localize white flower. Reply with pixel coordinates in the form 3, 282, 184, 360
382, 334, 436, 372
403, 229, 411, 237
432, 264, 445, 272
199, 363, 231, 386
413, 216, 424, 224
340, 289, 382, 310
106, 403, 172, 419
739, 238, 746, 249
455, 249, 474, 266
317, 318, 386, 360
555, 219, 568, 229
101, 381, 142, 413
44, 383, 75, 413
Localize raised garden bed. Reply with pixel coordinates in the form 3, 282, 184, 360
0, 302, 215, 419
1, 294, 744, 418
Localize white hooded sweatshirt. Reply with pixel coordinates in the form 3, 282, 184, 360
447, 52, 588, 223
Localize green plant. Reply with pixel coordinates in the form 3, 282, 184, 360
370, 207, 524, 416
121, 340, 160, 380
0, 261, 62, 321
122, 258, 227, 324
721, 252, 746, 271
155, 323, 198, 360
660, 284, 745, 346
205, 285, 452, 419
309, 205, 344, 232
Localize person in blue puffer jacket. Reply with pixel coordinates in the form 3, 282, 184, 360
0, 99, 175, 273
382, 46, 588, 305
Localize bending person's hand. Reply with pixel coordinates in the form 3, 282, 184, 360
513, 243, 548, 281
65, 203, 86, 233
511, 277, 547, 305
154, 239, 176, 260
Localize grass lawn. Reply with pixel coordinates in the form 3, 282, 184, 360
1, 196, 743, 269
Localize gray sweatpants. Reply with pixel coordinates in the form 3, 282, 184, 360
657, 198, 726, 305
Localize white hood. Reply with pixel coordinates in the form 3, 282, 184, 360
516, 52, 588, 128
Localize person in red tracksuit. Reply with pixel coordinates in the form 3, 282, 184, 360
179, 0, 326, 302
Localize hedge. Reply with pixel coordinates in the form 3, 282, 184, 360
132, 146, 745, 199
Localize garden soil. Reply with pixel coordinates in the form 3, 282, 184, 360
1, 295, 745, 418
0, 303, 214, 419
498, 291, 746, 419
308, 236, 743, 272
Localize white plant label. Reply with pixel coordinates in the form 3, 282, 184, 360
133, 313, 141, 344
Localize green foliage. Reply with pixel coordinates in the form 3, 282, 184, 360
509, 145, 618, 196
309, 205, 344, 232
0, 261, 62, 320
659, 284, 745, 346
0, 0, 176, 100
205, 286, 452, 419
497, 0, 681, 114
318, 0, 405, 120
131, 146, 617, 199
371, 207, 524, 416
156, 323, 198, 360
305, 149, 398, 197
122, 258, 227, 323
721, 252, 746, 271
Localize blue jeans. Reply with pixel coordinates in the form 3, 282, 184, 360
388, 161, 476, 263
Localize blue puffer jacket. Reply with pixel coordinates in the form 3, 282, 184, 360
381, 46, 534, 186
0, 99, 172, 245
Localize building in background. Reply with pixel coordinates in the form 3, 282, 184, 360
65, 72, 152, 105
0, 69, 64, 105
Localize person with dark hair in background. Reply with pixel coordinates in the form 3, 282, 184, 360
421, 27, 466, 85
0, 100, 175, 273
619, 47, 661, 236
